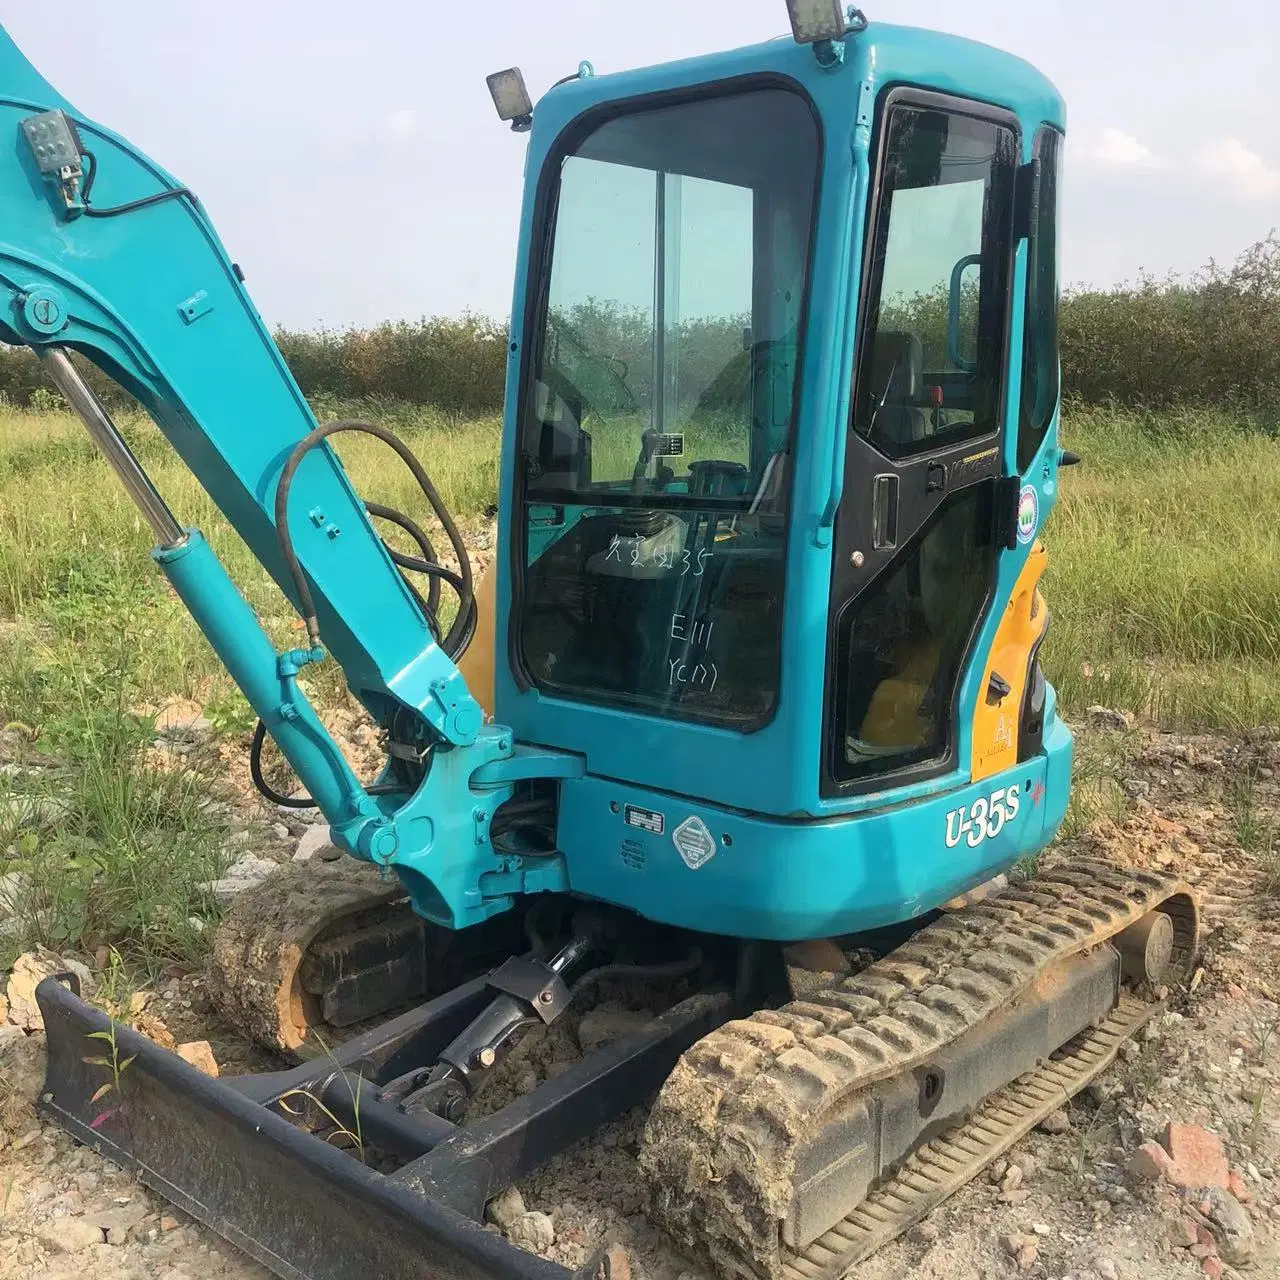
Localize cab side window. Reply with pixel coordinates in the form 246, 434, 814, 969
1017, 127, 1063, 471
853, 105, 1017, 457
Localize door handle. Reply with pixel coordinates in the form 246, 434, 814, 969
871, 473, 899, 550
926, 460, 947, 493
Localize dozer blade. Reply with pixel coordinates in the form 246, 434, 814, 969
36, 976, 731, 1280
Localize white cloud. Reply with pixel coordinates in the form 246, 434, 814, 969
1195, 138, 1280, 199
1092, 128, 1167, 169
380, 109, 419, 141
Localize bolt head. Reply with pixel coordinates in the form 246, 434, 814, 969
538, 990, 553, 1005
850, 550, 865, 568
476, 1047, 497, 1069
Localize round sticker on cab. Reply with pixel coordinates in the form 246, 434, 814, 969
1016, 484, 1039, 545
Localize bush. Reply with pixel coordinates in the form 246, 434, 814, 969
1, 234, 1276, 418
1061, 232, 1280, 420
275, 314, 510, 414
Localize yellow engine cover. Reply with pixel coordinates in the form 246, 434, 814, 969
970, 539, 1049, 782
456, 562, 497, 722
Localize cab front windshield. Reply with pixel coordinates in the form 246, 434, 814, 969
518, 86, 819, 728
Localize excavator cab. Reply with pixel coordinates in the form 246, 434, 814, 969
0, 8, 1199, 1280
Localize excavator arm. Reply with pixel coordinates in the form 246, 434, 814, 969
0, 29, 551, 928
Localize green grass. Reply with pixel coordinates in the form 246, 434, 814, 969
0, 395, 1276, 966
0, 397, 501, 970
1045, 403, 1280, 729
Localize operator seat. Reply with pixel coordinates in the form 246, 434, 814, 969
866, 330, 927, 449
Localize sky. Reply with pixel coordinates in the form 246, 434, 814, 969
2, 0, 1277, 330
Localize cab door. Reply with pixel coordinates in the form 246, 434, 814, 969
823, 90, 1021, 795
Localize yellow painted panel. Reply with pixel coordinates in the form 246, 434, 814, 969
457, 562, 497, 721
970, 539, 1049, 782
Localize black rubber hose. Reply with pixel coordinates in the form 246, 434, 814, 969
80, 149, 197, 219
258, 421, 477, 812
249, 717, 409, 810
249, 718, 314, 809
366, 500, 442, 617
273, 419, 474, 657
567, 950, 704, 1000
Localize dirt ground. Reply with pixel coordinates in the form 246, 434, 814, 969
3, 719, 1280, 1280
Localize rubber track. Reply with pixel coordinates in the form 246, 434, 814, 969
640, 860, 1198, 1280
208, 858, 405, 1056
781, 992, 1155, 1280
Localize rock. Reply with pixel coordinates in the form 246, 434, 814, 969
160, 1216, 180, 1232
1001, 1234, 1031, 1257
1129, 1140, 1175, 1182
908, 1220, 939, 1244
1002, 1164, 1024, 1191
36, 1217, 105, 1253
204, 853, 277, 902
293, 824, 335, 863
576, 1008, 654, 1054
0, 1026, 45, 1112
174, 1041, 219, 1078
515, 1067, 539, 1096
1160, 1123, 1230, 1189
1201, 1258, 1223, 1279
1189, 1243, 1215, 1260
1016, 1243, 1038, 1272
6, 949, 94, 1031
1169, 1218, 1199, 1247
598, 1242, 631, 1280
1030, 1222, 1051, 1235
1095, 1258, 1118, 1280
506, 1210, 555, 1253
999, 1188, 1031, 1205
1197, 1186, 1254, 1265
1038, 1108, 1071, 1134
1087, 706, 1133, 731
942, 873, 1008, 910
485, 1185, 526, 1231
1119, 1039, 1140, 1061
270, 822, 290, 840
783, 938, 850, 975
92, 1200, 151, 1245
154, 700, 212, 738
1227, 1169, 1251, 1202
0, 989, 7, 1024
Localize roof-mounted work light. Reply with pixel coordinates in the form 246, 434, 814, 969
486, 67, 534, 132
785, 2, 868, 66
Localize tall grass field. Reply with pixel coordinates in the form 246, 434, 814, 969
1, 396, 1277, 970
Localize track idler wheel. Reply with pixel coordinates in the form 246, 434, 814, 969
1114, 909, 1176, 983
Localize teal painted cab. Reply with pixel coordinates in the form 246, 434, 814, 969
493, 22, 1073, 935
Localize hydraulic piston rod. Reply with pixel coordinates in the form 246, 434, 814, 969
38, 347, 186, 548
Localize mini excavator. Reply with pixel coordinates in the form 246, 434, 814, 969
4, 6, 1198, 1280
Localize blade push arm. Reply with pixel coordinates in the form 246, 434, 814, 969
0, 28, 565, 926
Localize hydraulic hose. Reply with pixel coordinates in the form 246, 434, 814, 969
365, 500, 442, 617
249, 419, 478, 812
273, 418, 475, 658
